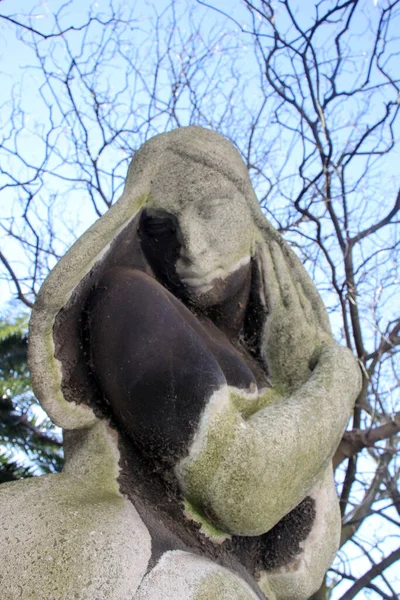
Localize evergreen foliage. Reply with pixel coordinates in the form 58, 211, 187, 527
0, 315, 63, 483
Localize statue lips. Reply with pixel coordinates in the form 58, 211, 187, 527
180, 255, 252, 295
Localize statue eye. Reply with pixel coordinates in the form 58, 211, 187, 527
140, 210, 177, 237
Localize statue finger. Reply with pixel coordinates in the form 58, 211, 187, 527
270, 241, 301, 310
259, 243, 281, 311
296, 281, 315, 326
285, 249, 331, 335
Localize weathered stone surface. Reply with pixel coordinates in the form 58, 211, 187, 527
176, 342, 360, 536
2, 126, 362, 600
135, 551, 260, 600
0, 422, 151, 600
258, 466, 341, 599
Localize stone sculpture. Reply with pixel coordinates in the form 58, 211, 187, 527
0, 127, 361, 600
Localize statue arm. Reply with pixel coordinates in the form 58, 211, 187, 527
176, 243, 361, 537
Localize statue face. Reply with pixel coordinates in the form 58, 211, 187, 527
140, 154, 258, 307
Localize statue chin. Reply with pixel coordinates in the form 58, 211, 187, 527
183, 280, 229, 310
180, 261, 251, 312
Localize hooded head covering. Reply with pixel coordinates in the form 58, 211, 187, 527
28, 126, 331, 429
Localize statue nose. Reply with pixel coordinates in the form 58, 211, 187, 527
179, 222, 210, 264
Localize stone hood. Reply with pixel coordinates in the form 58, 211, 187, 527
28, 125, 331, 430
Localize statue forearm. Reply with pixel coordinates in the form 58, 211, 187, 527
177, 342, 361, 536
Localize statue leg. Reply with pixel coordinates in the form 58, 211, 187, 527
88, 267, 227, 458
134, 550, 261, 600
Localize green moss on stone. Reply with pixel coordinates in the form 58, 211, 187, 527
195, 571, 259, 600
230, 386, 285, 418
183, 499, 230, 543
180, 394, 240, 510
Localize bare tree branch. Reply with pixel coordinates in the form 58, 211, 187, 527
339, 547, 400, 600
334, 413, 400, 468
350, 188, 400, 246
0, 251, 34, 309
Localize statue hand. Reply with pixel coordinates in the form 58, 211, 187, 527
260, 241, 331, 392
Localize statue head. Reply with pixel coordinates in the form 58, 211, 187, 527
139, 151, 259, 309
28, 124, 332, 486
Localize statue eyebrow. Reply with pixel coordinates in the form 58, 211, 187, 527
200, 197, 229, 206
193, 198, 230, 218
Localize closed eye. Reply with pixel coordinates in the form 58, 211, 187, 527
139, 209, 177, 237
200, 198, 228, 220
